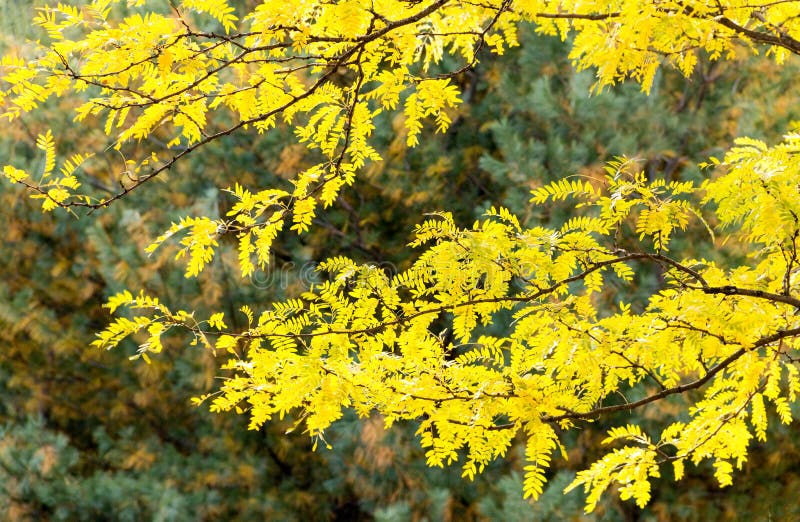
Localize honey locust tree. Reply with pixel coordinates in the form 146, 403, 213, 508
4, 0, 800, 511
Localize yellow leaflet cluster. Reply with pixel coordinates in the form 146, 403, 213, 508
97, 156, 800, 509
3, 0, 800, 274
1, 130, 92, 212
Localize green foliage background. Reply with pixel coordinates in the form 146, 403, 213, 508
2, 1, 800, 519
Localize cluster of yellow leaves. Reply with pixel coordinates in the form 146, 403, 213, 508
4, 0, 800, 272
703, 134, 800, 250
97, 153, 800, 509
1, 130, 91, 212
532, 157, 701, 252
1, 0, 502, 243
6, 0, 800, 512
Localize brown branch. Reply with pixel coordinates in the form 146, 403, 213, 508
535, 11, 620, 21
713, 15, 800, 54
695, 285, 800, 310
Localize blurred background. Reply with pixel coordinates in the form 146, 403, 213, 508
2, 1, 800, 519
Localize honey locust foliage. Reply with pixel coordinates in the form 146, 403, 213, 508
4, 0, 800, 512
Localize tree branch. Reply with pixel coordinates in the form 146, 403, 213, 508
542, 326, 800, 423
